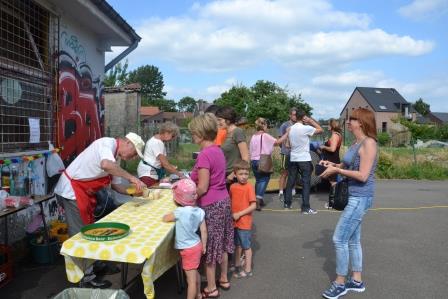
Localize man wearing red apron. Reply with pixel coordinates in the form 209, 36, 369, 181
55, 133, 146, 287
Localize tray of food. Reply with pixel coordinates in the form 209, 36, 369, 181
80, 222, 130, 241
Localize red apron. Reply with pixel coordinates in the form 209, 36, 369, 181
64, 139, 119, 224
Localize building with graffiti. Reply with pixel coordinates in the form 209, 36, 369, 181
1, 0, 140, 163
0, 0, 140, 243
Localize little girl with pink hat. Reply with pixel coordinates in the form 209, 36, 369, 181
163, 179, 207, 299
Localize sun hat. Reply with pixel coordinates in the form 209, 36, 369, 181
125, 132, 144, 158
172, 179, 197, 206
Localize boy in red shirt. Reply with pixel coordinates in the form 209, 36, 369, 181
230, 160, 257, 278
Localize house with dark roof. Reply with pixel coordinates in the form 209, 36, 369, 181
427, 112, 448, 126
340, 87, 416, 136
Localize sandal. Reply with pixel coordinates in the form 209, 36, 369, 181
202, 288, 219, 298
217, 280, 231, 291
233, 270, 253, 279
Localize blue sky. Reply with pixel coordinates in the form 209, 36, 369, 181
106, 0, 448, 119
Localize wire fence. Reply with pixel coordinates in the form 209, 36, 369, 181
0, 0, 59, 153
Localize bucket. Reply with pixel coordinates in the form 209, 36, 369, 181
29, 239, 59, 264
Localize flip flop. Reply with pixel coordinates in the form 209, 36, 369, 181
202, 288, 220, 298
217, 280, 231, 290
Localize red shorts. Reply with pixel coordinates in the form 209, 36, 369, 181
140, 176, 158, 187
180, 242, 202, 270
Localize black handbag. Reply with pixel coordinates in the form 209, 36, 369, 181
333, 139, 366, 211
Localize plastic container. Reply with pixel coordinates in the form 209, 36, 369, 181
0, 245, 13, 288
29, 238, 59, 264
53, 288, 129, 299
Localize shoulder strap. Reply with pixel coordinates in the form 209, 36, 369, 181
142, 160, 160, 170
259, 133, 263, 155
348, 138, 366, 170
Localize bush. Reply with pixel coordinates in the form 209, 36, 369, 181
377, 132, 391, 146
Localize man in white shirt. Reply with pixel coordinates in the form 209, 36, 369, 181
281, 110, 323, 213
55, 132, 146, 235
54, 133, 146, 287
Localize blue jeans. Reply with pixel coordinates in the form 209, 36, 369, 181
284, 161, 312, 210
333, 196, 373, 276
251, 160, 271, 199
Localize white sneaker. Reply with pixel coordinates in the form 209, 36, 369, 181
302, 208, 318, 215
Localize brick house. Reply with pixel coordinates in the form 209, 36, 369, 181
340, 87, 416, 141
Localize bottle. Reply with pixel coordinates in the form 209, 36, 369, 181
1, 165, 10, 189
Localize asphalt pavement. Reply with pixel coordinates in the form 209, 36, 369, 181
1, 180, 447, 299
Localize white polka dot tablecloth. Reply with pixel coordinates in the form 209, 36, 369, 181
60, 189, 179, 299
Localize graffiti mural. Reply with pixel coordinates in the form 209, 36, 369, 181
58, 27, 105, 165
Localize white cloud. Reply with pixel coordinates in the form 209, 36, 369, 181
205, 78, 238, 97
195, 0, 371, 30
312, 70, 385, 87
271, 29, 434, 67
106, 0, 433, 72
399, 0, 448, 20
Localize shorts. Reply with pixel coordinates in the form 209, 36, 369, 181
280, 154, 290, 171
180, 242, 202, 270
140, 176, 158, 187
234, 228, 252, 250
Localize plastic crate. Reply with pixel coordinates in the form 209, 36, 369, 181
0, 245, 13, 288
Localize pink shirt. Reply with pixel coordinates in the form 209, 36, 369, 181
190, 145, 229, 207
249, 133, 276, 161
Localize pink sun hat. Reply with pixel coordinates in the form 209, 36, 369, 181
172, 179, 198, 206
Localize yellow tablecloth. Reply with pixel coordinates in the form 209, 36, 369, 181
60, 189, 179, 299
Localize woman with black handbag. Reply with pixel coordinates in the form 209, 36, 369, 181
319, 108, 378, 299
249, 118, 277, 210
319, 119, 342, 209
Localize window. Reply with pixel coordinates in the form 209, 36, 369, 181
375, 90, 382, 94
379, 105, 387, 110
0, 0, 58, 153
382, 122, 387, 133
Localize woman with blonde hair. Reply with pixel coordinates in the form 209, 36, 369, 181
137, 122, 184, 187
319, 108, 378, 299
249, 117, 277, 210
320, 119, 342, 208
188, 113, 234, 298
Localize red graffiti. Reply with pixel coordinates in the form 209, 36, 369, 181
57, 52, 104, 165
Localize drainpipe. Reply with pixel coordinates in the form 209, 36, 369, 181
104, 40, 139, 72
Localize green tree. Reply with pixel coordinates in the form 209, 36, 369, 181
214, 81, 313, 125
248, 81, 313, 124
104, 60, 129, 87
413, 98, 430, 116
178, 96, 197, 112
213, 84, 253, 117
127, 65, 166, 100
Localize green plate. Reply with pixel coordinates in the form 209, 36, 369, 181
81, 222, 130, 241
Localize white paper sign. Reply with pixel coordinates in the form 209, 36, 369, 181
28, 117, 40, 143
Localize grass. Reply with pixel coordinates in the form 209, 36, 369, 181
376, 147, 448, 180
123, 143, 448, 180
